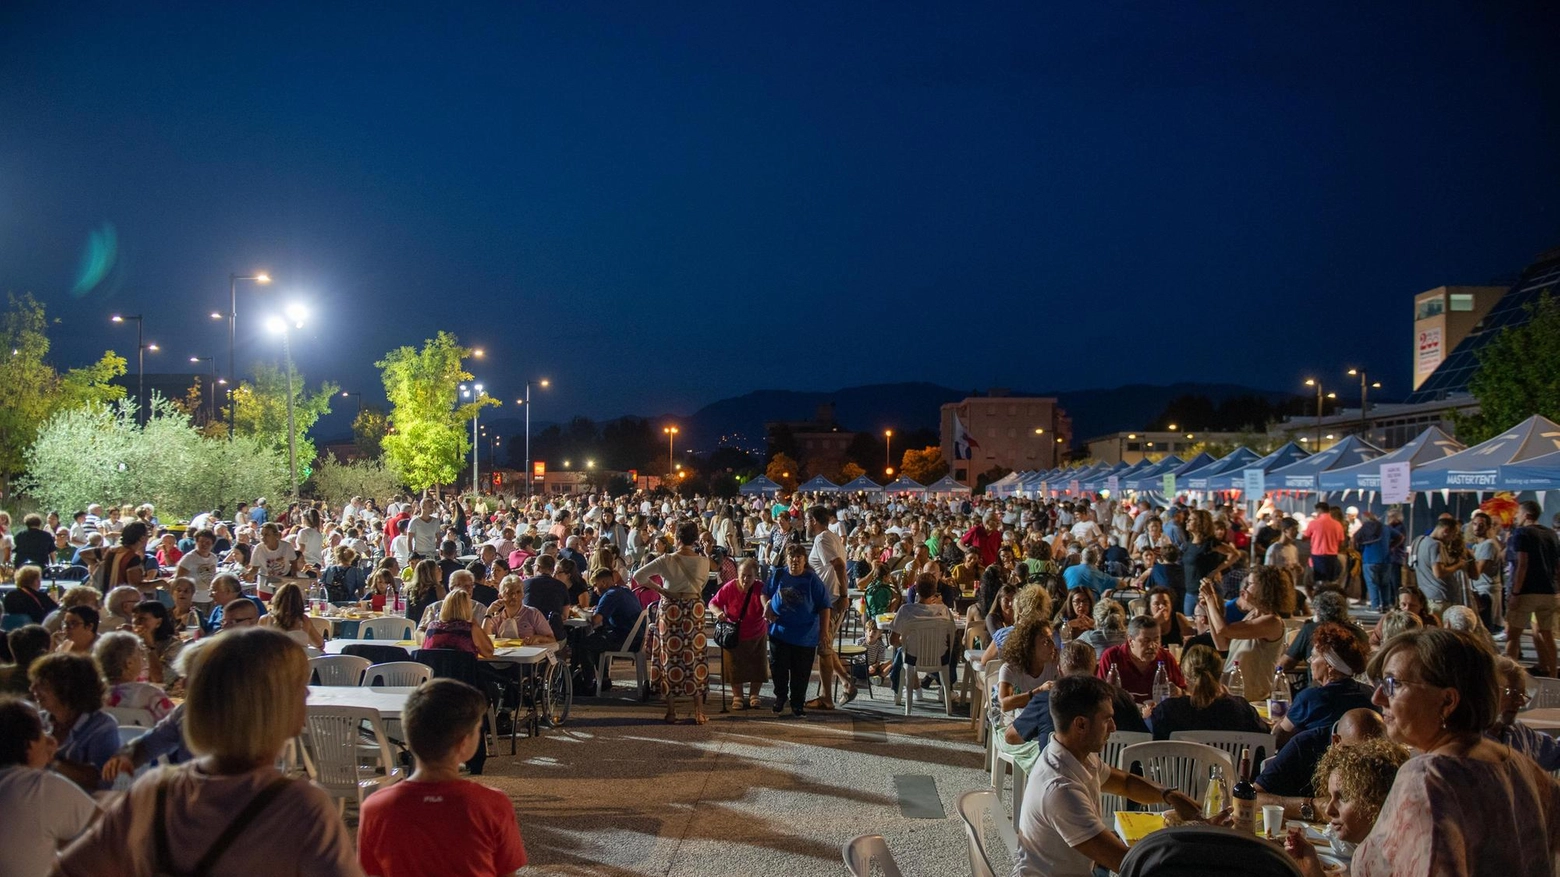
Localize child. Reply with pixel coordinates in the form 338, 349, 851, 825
358, 679, 527, 877
858, 621, 893, 684
361, 568, 393, 612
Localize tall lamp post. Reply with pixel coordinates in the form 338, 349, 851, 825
1345, 368, 1382, 436
521, 378, 550, 499
663, 426, 679, 480
1303, 378, 1337, 449
111, 315, 158, 425
190, 356, 221, 423
224, 272, 271, 434
461, 382, 485, 494
884, 429, 893, 475
339, 391, 363, 415
265, 304, 307, 500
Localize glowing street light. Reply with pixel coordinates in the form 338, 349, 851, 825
1346, 367, 1383, 433
523, 377, 550, 498
110, 314, 158, 425
226, 271, 271, 433
664, 425, 679, 476
191, 355, 220, 421
265, 303, 306, 498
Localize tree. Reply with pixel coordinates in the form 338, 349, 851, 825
353, 408, 390, 459
311, 452, 403, 507
838, 461, 866, 483
1456, 293, 1560, 444
20, 397, 287, 518
229, 362, 338, 475
766, 453, 800, 492
975, 466, 1011, 494
899, 446, 948, 484
377, 332, 496, 491
0, 292, 125, 495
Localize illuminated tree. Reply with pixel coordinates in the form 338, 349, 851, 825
229, 362, 337, 475
899, 446, 949, 484
377, 332, 496, 491
766, 453, 799, 492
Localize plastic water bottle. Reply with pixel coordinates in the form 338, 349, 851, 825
1225, 660, 1246, 700
1267, 666, 1291, 721
1202, 764, 1228, 819
1106, 662, 1122, 689
1152, 660, 1172, 704
393, 584, 405, 615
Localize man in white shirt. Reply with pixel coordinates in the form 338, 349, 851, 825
175, 528, 221, 607
806, 504, 853, 708
247, 523, 300, 600
1013, 676, 1204, 876
1069, 511, 1103, 547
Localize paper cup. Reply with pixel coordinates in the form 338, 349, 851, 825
1262, 805, 1285, 838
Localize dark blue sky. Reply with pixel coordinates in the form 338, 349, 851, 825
3, 3, 1558, 437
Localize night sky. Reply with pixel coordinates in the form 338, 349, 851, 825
3, 3, 1558, 437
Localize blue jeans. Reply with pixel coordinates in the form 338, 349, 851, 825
1364, 563, 1392, 610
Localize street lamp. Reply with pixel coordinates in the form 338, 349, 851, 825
461, 382, 486, 494
1345, 368, 1382, 434
521, 378, 550, 499
663, 425, 679, 478
1303, 379, 1337, 448
339, 391, 363, 415
190, 356, 220, 422
226, 272, 271, 433
111, 315, 158, 425
265, 302, 306, 499
884, 429, 893, 474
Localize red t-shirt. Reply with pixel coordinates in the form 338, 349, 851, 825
1304, 515, 1344, 557
1097, 644, 1187, 702
359, 779, 526, 877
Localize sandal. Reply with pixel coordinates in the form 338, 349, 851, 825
803, 696, 836, 710
691, 713, 709, 725
749, 695, 762, 709
731, 698, 748, 711
841, 683, 859, 705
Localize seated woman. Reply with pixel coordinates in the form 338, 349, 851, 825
1149, 644, 1269, 739
53, 606, 100, 656
259, 583, 325, 650
996, 617, 1060, 726
424, 590, 496, 659
1488, 657, 1560, 771
27, 652, 120, 792
57, 627, 360, 874
102, 585, 142, 633
43, 585, 102, 635
979, 585, 1053, 663
0, 698, 98, 877
94, 630, 175, 723
131, 600, 185, 686
1200, 565, 1293, 701
1274, 621, 1375, 748
319, 545, 366, 602
1284, 737, 1410, 874
1337, 628, 1560, 876
166, 577, 204, 634
1370, 585, 1439, 648
1055, 586, 1097, 642
1146, 585, 1193, 648
1077, 598, 1128, 654
483, 575, 556, 644
984, 583, 1018, 642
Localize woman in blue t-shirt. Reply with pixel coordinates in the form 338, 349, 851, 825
1273, 621, 1375, 749
764, 544, 831, 717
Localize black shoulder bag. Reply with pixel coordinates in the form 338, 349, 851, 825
715, 585, 755, 650
153, 775, 293, 877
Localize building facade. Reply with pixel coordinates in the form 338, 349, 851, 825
1411, 285, 1506, 390
940, 392, 1071, 486
1084, 430, 1252, 465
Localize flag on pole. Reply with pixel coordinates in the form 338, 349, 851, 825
954, 411, 979, 460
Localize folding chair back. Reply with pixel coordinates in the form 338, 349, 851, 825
1118, 741, 1234, 811
359, 616, 414, 641
841, 834, 904, 877
341, 643, 412, 665
362, 661, 433, 687
309, 654, 370, 687
1169, 730, 1279, 768
956, 789, 1017, 877
1101, 730, 1152, 815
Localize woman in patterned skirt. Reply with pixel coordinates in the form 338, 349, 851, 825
634, 521, 712, 724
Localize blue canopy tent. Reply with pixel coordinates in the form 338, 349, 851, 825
1501, 449, 1560, 490
985, 471, 1025, 498
839, 475, 885, 494
1081, 461, 1134, 492
1120, 455, 1185, 492
926, 475, 973, 495
1179, 447, 1262, 491
1095, 458, 1155, 493
1059, 464, 1109, 493
738, 475, 783, 496
796, 475, 842, 493
1411, 415, 1560, 491
1203, 442, 1311, 492
1316, 426, 1464, 493
1267, 435, 1383, 494
883, 475, 927, 495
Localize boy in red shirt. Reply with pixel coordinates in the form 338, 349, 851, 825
358, 680, 527, 877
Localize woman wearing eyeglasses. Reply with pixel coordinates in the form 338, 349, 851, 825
1339, 628, 1560, 877
1488, 656, 1560, 771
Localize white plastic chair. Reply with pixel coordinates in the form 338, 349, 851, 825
1118, 741, 1234, 812
105, 706, 158, 727
894, 616, 956, 715
1531, 676, 1560, 710
980, 659, 1005, 759
308, 616, 333, 639
841, 834, 904, 877
1170, 730, 1280, 767
361, 661, 433, 687
302, 705, 404, 815
359, 616, 414, 641
957, 789, 1018, 877
1102, 730, 1153, 816
309, 655, 370, 687
596, 608, 651, 698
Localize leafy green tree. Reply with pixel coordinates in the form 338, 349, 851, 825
20, 397, 287, 519
311, 452, 403, 507
0, 292, 125, 495
765, 453, 800, 492
228, 363, 337, 472
353, 408, 390, 459
1456, 293, 1560, 444
377, 332, 496, 491
899, 446, 949, 484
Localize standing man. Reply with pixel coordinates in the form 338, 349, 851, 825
805, 505, 855, 709
1303, 501, 1344, 587
961, 514, 1002, 566
1468, 512, 1505, 633
1013, 675, 1205, 876
1507, 501, 1560, 678
1413, 518, 1464, 619
1354, 510, 1391, 612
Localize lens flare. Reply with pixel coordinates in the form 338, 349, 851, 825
71, 223, 118, 297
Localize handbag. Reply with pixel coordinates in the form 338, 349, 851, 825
714, 584, 755, 650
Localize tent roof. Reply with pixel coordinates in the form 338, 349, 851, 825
1316, 426, 1464, 492
1267, 435, 1384, 491
883, 476, 926, 492
796, 475, 842, 493
839, 475, 885, 492
738, 475, 782, 495
1123, 455, 1186, 490
1167, 452, 1217, 477
1204, 442, 1311, 490
925, 475, 972, 494
1412, 415, 1560, 490
1501, 448, 1560, 490
1179, 447, 1262, 489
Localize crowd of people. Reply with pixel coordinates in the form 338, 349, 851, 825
1, 485, 1558, 875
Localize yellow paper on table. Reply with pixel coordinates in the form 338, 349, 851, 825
1115, 812, 1166, 846
1255, 702, 1271, 721
877, 614, 895, 625
495, 639, 527, 648
394, 640, 418, 647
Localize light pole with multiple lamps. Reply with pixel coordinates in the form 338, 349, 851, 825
265, 303, 307, 500
519, 377, 549, 499
110, 315, 158, 425
1345, 368, 1382, 436
884, 429, 893, 477
663, 426, 679, 480
461, 382, 486, 494
1302, 378, 1337, 448
189, 356, 222, 423
220, 272, 271, 434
